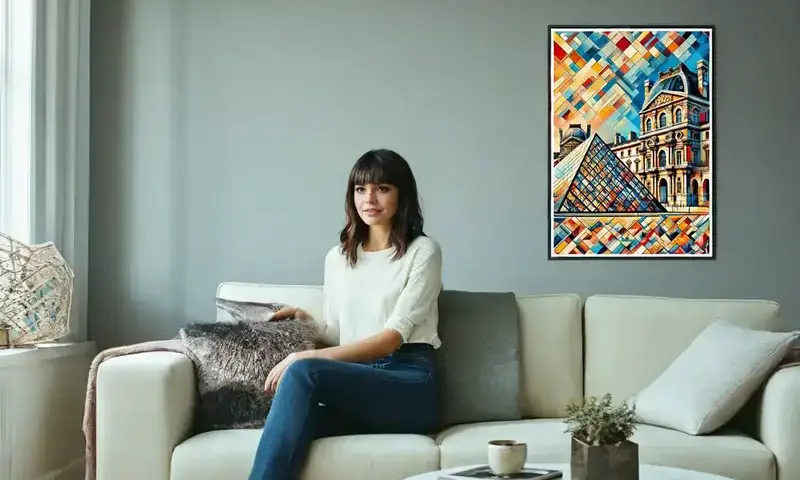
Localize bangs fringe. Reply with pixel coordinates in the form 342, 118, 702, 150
351, 159, 393, 186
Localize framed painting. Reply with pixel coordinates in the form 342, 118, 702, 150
548, 26, 714, 258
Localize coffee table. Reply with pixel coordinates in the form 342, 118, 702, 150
404, 463, 733, 479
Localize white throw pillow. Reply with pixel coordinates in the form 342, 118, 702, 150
629, 319, 799, 435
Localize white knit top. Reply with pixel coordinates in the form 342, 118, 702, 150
319, 235, 443, 349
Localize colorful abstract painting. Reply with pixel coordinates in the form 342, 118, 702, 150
549, 26, 714, 258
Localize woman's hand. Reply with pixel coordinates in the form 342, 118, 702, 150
264, 350, 313, 394
271, 306, 311, 321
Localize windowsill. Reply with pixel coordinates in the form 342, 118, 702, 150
0, 341, 95, 368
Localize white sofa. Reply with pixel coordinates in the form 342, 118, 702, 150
94, 282, 799, 480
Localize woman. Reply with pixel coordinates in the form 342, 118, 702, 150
248, 148, 443, 480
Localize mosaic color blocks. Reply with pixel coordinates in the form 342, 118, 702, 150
551, 29, 711, 144
553, 214, 710, 256
549, 26, 714, 258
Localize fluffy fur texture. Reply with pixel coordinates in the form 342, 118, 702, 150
179, 316, 319, 432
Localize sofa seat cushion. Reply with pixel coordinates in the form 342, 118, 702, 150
434, 419, 774, 480
435, 419, 569, 468
170, 428, 440, 480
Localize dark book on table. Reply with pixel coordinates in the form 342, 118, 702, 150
438, 465, 563, 480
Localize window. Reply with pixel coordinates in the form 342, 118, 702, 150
0, 0, 91, 344
0, 0, 35, 243
659, 112, 667, 128
658, 178, 668, 203
675, 109, 682, 123
691, 108, 700, 124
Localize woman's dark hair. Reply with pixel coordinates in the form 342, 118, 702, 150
339, 148, 425, 267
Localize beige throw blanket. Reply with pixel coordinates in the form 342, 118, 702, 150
779, 345, 800, 370
82, 339, 190, 480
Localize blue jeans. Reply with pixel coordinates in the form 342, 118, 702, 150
248, 343, 440, 480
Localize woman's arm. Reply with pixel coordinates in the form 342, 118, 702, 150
264, 318, 401, 362
304, 328, 403, 363
266, 327, 403, 393
274, 306, 400, 360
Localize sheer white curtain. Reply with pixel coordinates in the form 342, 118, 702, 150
0, 0, 91, 343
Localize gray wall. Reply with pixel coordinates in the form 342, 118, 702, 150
89, 0, 800, 349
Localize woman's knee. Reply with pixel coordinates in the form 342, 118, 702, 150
284, 357, 326, 381
271, 358, 323, 398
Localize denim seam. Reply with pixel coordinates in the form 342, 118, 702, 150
282, 369, 317, 472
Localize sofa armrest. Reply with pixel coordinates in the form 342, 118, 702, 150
758, 364, 800, 480
96, 351, 196, 480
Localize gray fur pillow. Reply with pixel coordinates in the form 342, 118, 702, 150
179, 316, 318, 432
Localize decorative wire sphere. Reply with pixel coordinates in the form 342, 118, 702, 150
0, 232, 74, 347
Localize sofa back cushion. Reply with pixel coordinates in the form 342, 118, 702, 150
583, 294, 783, 402
516, 294, 584, 418
436, 290, 522, 427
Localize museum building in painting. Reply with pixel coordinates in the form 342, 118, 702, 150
555, 60, 711, 214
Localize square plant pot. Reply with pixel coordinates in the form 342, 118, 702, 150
570, 437, 639, 480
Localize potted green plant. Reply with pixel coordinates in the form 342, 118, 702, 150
563, 393, 639, 480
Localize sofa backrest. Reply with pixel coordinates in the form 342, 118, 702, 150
217, 282, 326, 327
582, 294, 783, 403
215, 283, 586, 419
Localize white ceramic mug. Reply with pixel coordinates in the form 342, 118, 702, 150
487, 439, 527, 476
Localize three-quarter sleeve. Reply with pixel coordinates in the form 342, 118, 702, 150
383, 241, 443, 342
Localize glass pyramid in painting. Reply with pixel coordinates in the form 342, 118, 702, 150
553, 133, 666, 214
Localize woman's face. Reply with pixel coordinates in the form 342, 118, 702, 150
354, 183, 398, 227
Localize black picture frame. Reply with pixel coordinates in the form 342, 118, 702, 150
547, 25, 716, 260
